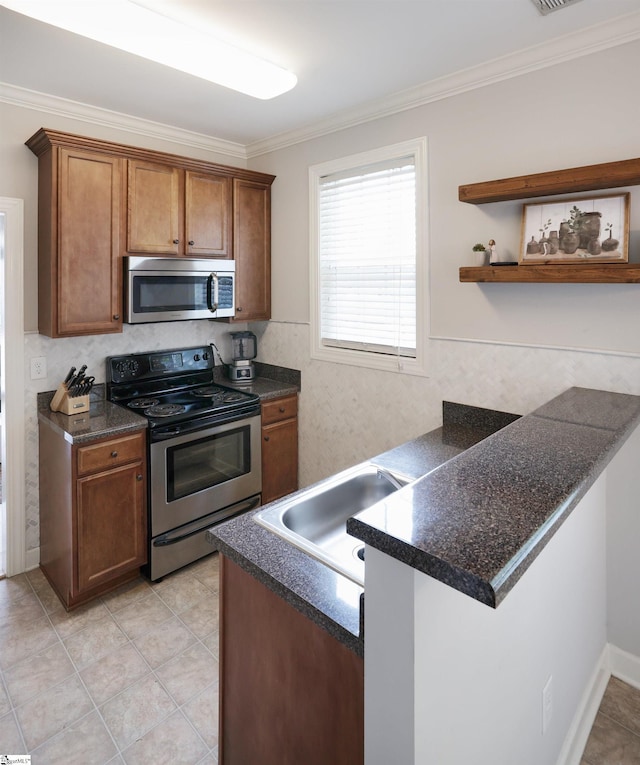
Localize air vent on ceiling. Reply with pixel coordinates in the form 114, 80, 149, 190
530, 0, 584, 15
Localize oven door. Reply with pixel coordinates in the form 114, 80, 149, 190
150, 414, 261, 536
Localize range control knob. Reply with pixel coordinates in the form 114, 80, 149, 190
202, 351, 210, 360
193, 354, 201, 362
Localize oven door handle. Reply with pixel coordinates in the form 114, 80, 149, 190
152, 427, 183, 440
153, 495, 262, 546
206, 273, 219, 313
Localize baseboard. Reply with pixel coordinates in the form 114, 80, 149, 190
557, 643, 640, 765
25, 546, 40, 572
557, 644, 611, 765
609, 644, 640, 691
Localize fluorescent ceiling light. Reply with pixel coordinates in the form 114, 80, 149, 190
0, 0, 297, 99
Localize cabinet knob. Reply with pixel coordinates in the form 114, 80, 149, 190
113, 314, 120, 320
264, 436, 270, 442
110, 451, 118, 458
172, 239, 179, 244
188, 240, 195, 246
136, 474, 143, 481
236, 307, 243, 312
279, 407, 285, 413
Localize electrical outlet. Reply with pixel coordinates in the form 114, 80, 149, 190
30, 356, 47, 380
542, 675, 553, 734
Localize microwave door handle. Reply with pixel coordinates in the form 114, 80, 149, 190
206, 273, 219, 313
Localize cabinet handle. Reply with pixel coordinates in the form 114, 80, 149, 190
264, 436, 270, 442
188, 240, 195, 246
110, 451, 118, 458
173, 239, 179, 244
236, 307, 243, 312
113, 314, 120, 320
279, 407, 285, 413
136, 474, 143, 481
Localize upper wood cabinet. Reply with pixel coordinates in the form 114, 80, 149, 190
127, 160, 232, 258
26, 132, 124, 338
233, 178, 272, 321
27, 128, 275, 335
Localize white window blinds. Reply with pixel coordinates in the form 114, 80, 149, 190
318, 156, 416, 357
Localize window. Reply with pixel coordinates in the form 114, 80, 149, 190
310, 138, 426, 373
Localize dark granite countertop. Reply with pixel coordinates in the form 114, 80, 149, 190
37, 386, 147, 444
348, 387, 640, 609
213, 362, 300, 401
208, 401, 516, 655
37, 361, 300, 444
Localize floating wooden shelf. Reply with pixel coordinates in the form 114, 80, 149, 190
459, 264, 640, 284
459, 157, 640, 204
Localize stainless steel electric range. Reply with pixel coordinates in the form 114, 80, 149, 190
107, 345, 262, 580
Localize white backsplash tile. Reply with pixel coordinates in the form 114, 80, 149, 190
24, 319, 640, 557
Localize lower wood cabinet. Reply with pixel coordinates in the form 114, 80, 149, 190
39, 425, 147, 610
219, 556, 364, 765
261, 394, 298, 504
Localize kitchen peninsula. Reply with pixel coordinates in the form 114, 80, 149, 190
210, 387, 640, 765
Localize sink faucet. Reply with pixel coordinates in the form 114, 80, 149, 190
376, 467, 404, 490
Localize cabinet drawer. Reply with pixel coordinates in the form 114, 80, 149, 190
261, 395, 297, 425
77, 431, 145, 476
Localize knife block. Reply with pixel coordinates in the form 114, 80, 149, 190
50, 382, 90, 415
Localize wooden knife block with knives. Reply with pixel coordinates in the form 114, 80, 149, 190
50, 365, 93, 415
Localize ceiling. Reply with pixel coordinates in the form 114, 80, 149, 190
1, 0, 639, 152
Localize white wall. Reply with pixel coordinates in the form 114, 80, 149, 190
249, 39, 640, 488
365, 474, 608, 765
606, 424, 640, 657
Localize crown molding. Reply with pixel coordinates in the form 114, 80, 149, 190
0, 81, 247, 160
2, 10, 639, 162
246, 10, 640, 158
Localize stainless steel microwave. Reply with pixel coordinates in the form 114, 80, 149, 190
124, 256, 235, 323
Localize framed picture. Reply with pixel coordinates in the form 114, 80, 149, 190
519, 193, 630, 264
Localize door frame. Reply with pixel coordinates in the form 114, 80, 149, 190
1, 197, 26, 576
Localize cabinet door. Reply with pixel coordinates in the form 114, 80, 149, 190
233, 178, 271, 320
56, 148, 122, 336
127, 160, 181, 254
185, 171, 231, 258
76, 461, 147, 594
262, 417, 298, 504
220, 556, 364, 765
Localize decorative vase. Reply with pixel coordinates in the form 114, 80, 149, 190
526, 236, 540, 255
472, 250, 487, 266
587, 238, 601, 256
563, 231, 579, 254
601, 233, 619, 252
578, 212, 601, 250
558, 222, 570, 251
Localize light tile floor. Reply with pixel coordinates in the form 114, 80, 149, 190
0, 553, 220, 764
1, 550, 639, 764
582, 676, 640, 765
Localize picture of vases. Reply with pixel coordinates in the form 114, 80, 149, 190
520, 194, 629, 264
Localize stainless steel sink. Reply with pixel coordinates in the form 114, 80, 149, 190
254, 462, 410, 585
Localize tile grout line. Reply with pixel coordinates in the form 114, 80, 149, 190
3, 561, 220, 761
595, 708, 640, 743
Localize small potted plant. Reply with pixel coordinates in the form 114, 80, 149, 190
472, 242, 487, 266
